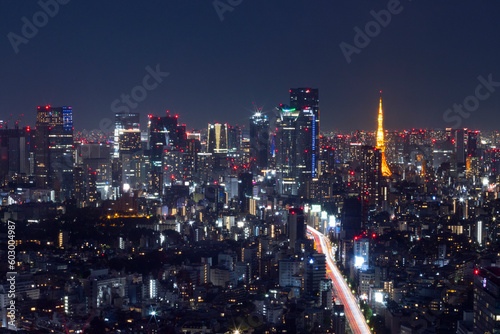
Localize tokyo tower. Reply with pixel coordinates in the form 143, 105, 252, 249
376, 92, 392, 177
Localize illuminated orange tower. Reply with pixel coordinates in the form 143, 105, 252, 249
376, 92, 392, 177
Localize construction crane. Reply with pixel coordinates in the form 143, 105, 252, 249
14, 113, 24, 129
4, 114, 13, 129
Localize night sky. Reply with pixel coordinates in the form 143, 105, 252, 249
1, 1, 500, 132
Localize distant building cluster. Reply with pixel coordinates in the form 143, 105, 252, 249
1, 90, 500, 333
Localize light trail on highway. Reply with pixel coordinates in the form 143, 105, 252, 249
307, 226, 371, 334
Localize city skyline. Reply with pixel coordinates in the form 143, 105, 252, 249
1, 87, 500, 332
1, 1, 500, 131
3, 2, 500, 333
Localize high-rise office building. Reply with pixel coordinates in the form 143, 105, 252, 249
75, 142, 113, 201
0, 127, 32, 186
113, 112, 140, 159
240, 129, 251, 166
290, 88, 320, 181
360, 146, 383, 213
163, 149, 185, 184
278, 258, 302, 289
249, 112, 269, 172
148, 113, 179, 167
35, 105, 74, 200
275, 88, 320, 196
207, 123, 228, 154
290, 88, 319, 122
184, 138, 201, 181
455, 128, 465, 166
296, 106, 318, 182
276, 105, 300, 195
73, 165, 99, 207
319, 278, 334, 309
333, 304, 346, 334
238, 172, 253, 213
288, 207, 305, 251
303, 253, 326, 300
227, 125, 241, 155
176, 125, 187, 150
354, 237, 370, 270
341, 197, 362, 239
467, 130, 479, 158
473, 267, 500, 333
147, 113, 187, 193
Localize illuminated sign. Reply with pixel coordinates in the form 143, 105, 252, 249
311, 205, 321, 213
354, 256, 364, 268
374, 292, 384, 303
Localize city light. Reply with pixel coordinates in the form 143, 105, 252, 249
374, 292, 384, 304
354, 256, 364, 269
4, 7, 495, 332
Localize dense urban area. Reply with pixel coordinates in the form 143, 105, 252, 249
0, 89, 498, 334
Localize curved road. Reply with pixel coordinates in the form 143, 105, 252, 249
307, 226, 371, 334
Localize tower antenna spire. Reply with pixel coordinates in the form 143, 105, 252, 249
376, 92, 392, 177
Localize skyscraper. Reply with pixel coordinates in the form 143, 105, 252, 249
290, 88, 319, 181
455, 128, 465, 169
249, 111, 269, 172
304, 253, 326, 300
184, 137, 201, 181
147, 113, 188, 193
113, 112, 140, 159
207, 123, 228, 154
376, 94, 391, 177
360, 146, 382, 213
35, 105, 74, 200
227, 125, 241, 155
238, 172, 253, 213
276, 105, 300, 195
473, 267, 500, 333
290, 88, 319, 119
341, 196, 362, 239
288, 207, 305, 251
275, 88, 320, 196
148, 113, 179, 167
0, 127, 32, 186
467, 130, 479, 158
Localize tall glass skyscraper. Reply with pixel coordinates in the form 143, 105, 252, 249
276, 105, 300, 195
113, 112, 140, 159
249, 111, 269, 172
207, 123, 228, 154
275, 88, 320, 196
35, 105, 74, 200
290, 88, 320, 180
148, 113, 178, 167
